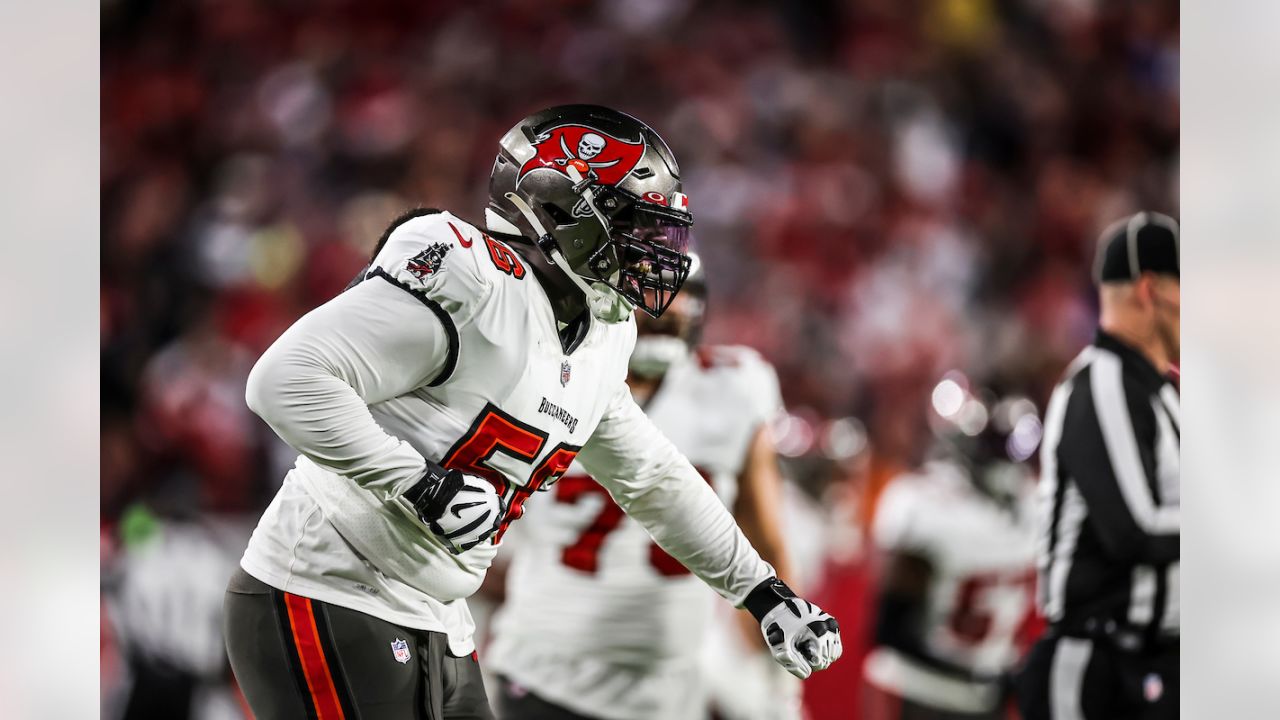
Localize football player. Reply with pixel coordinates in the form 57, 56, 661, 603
862, 381, 1041, 720
223, 105, 841, 720
487, 258, 803, 720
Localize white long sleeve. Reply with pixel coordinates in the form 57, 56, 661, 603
577, 383, 776, 605
245, 276, 451, 499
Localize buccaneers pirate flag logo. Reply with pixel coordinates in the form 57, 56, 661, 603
405, 242, 451, 279
518, 125, 646, 187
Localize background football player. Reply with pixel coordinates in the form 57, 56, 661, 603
222, 105, 841, 719
862, 377, 1041, 720
487, 257, 804, 720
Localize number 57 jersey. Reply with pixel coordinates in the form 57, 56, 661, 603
487, 346, 783, 719
864, 461, 1038, 713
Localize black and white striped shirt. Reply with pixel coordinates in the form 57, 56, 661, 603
1036, 330, 1180, 639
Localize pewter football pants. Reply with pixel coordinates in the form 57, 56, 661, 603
224, 568, 493, 720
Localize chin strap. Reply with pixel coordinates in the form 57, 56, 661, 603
561, 164, 637, 321
503, 186, 633, 323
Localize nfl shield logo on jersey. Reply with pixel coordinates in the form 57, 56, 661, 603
390, 638, 411, 664
560, 360, 571, 386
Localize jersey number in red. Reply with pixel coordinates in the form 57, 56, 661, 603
483, 235, 526, 279
554, 469, 713, 576
947, 569, 1036, 646
440, 404, 577, 543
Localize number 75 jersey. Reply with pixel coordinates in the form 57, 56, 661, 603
240, 211, 643, 655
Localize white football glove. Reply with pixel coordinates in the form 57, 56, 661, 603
403, 465, 505, 554
745, 577, 842, 679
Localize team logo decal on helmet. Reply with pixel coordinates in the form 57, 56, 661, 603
518, 125, 646, 188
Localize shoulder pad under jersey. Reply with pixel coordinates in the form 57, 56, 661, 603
872, 473, 933, 554
370, 210, 527, 326
693, 345, 784, 425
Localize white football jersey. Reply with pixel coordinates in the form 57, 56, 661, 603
864, 460, 1037, 713
488, 346, 782, 720
240, 212, 773, 656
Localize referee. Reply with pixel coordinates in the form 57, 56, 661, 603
1017, 212, 1180, 720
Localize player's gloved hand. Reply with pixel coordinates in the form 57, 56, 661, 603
403, 464, 505, 554
744, 577, 842, 679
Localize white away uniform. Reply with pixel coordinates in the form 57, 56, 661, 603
488, 346, 782, 720
864, 461, 1037, 714
239, 212, 773, 656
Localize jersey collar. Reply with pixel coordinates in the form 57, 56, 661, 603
1093, 329, 1168, 392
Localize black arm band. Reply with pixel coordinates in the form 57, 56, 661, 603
743, 576, 796, 622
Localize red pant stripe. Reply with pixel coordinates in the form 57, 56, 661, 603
283, 593, 346, 720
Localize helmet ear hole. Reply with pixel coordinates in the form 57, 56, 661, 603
540, 202, 574, 227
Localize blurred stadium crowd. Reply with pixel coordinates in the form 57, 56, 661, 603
100, 0, 1178, 717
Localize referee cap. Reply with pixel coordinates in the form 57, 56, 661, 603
1094, 211, 1179, 284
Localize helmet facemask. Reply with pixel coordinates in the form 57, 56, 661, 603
581, 184, 692, 318
630, 253, 705, 378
